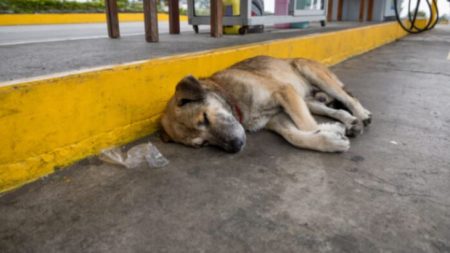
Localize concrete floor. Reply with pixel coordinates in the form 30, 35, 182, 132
0, 22, 361, 82
1, 25, 450, 253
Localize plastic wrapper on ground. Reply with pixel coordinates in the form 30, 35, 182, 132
99, 142, 169, 169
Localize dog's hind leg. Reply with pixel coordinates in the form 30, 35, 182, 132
292, 59, 372, 126
266, 113, 350, 152
307, 100, 362, 137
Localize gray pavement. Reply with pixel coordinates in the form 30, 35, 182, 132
1, 25, 450, 253
0, 22, 194, 46
0, 22, 361, 82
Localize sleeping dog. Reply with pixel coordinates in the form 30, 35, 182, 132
161, 56, 371, 153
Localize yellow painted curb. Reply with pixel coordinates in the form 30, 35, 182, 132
0, 13, 188, 26
0, 22, 413, 193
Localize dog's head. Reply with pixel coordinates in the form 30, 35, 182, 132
161, 75, 246, 153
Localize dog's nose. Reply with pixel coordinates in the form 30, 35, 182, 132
228, 138, 244, 153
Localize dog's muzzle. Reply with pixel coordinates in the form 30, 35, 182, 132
225, 138, 245, 153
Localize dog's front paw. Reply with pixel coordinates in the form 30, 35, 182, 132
316, 130, 350, 152
319, 122, 346, 136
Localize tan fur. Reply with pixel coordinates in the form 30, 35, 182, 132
161, 56, 372, 153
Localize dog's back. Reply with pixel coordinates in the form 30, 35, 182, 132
208, 56, 315, 131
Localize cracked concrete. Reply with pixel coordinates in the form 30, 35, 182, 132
1, 25, 450, 253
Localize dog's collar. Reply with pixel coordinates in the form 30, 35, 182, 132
206, 79, 244, 124
222, 91, 244, 124
223, 91, 244, 124
233, 103, 243, 124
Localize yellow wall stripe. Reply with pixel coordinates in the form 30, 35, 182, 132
0, 13, 187, 26
0, 22, 411, 193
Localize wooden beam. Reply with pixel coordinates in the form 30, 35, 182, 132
105, 0, 120, 38
210, 0, 223, 37
367, 0, 374, 21
143, 0, 159, 42
168, 0, 180, 34
327, 0, 334, 21
337, 0, 343, 21
359, 0, 365, 22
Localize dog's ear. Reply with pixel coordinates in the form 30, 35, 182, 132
175, 75, 205, 107
160, 127, 172, 143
